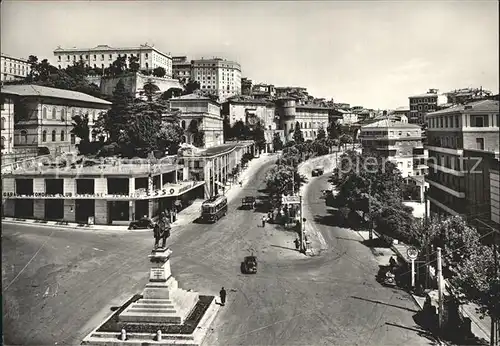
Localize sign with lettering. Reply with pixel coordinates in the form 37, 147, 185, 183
407, 246, 419, 260
150, 268, 166, 281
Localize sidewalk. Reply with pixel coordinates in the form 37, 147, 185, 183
356, 229, 491, 344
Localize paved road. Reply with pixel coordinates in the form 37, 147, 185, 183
1, 160, 436, 346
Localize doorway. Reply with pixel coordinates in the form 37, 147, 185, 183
75, 199, 95, 224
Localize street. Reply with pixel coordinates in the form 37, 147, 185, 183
2, 160, 436, 346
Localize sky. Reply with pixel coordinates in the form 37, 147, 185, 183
1, 0, 498, 109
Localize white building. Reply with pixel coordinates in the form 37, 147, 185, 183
53, 44, 173, 78
1, 54, 31, 82
1, 95, 15, 153
191, 58, 241, 102
169, 94, 224, 149
1, 84, 111, 156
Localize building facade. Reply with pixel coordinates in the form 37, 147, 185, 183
491, 168, 500, 225
169, 94, 224, 149
251, 83, 276, 100
97, 72, 182, 99
359, 116, 427, 178
223, 97, 276, 129
1, 54, 31, 83
172, 56, 192, 84
1, 155, 204, 225
178, 142, 256, 198
408, 89, 448, 125
241, 77, 252, 96
191, 58, 241, 102
53, 44, 173, 77
1, 95, 15, 154
425, 99, 500, 217
1, 84, 111, 156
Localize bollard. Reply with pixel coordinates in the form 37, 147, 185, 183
121, 329, 126, 341
157, 330, 162, 341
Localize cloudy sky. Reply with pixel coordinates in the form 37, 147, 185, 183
1, 1, 498, 109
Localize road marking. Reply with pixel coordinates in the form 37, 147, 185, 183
92, 247, 104, 252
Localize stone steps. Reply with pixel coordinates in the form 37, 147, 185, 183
119, 311, 182, 324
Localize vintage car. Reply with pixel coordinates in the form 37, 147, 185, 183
241, 255, 258, 274
128, 217, 155, 230
241, 196, 256, 209
311, 166, 325, 176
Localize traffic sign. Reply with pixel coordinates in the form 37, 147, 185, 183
407, 246, 419, 260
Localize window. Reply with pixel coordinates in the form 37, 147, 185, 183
1, 117, 5, 130
61, 130, 65, 141
101, 54, 105, 61
20, 130, 27, 144
43, 108, 47, 119
51, 130, 56, 142
71, 133, 76, 144
471, 115, 486, 127
109, 54, 113, 60
72, 109, 75, 118
60, 108, 65, 121
52, 108, 56, 119
476, 138, 484, 150
1, 136, 5, 149
42, 130, 47, 142
181, 120, 186, 129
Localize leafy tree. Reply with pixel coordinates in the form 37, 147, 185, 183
70, 113, 100, 155
161, 88, 183, 101
142, 79, 160, 101
96, 80, 132, 143
339, 133, 353, 149
241, 152, 254, 166
293, 121, 304, 144
157, 114, 184, 155
265, 164, 307, 197
232, 120, 247, 140
110, 56, 128, 76
223, 116, 232, 141
152, 67, 166, 78
272, 132, 284, 151
128, 55, 140, 73
253, 121, 267, 152
183, 79, 201, 95
193, 130, 205, 148
316, 127, 326, 140
327, 121, 342, 140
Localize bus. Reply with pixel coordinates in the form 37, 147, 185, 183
201, 195, 228, 223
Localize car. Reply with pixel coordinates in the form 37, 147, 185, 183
241, 196, 256, 209
241, 255, 258, 274
311, 166, 324, 176
128, 217, 154, 230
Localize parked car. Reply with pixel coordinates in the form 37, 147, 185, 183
241, 255, 258, 274
128, 217, 154, 230
311, 166, 324, 176
241, 196, 256, 209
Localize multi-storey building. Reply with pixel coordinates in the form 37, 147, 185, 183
172, 56, 192, 84
390, 106, 410, 120
1, 95, 15, 154
169, 94, 224, 149
53, 44, 173, 77
1, 84, 111, 156
425, 99, 500, 218
491, 168, 500, 226
359, 116, 427, 178
408, 88, 447, 125
445, 87, 492, 105
191, 57, 241, 102
276, 97, 329, 142
1, 155, 204, 225
1, 54, 31, 83
251, 83, 276, 100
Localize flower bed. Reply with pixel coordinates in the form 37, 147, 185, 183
97, 295, 214, 335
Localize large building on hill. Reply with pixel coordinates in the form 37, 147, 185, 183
1, 54, 31, 82
53, 44, 173, 78
425, 99, 500, 219
172, 56, 192, 84
1, 84, 111, 156
191, 58, 241, 102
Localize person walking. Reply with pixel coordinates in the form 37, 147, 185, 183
219, 287, 227, 306
261, 215, 266, 227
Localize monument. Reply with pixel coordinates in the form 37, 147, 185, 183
81, 240, 220, 345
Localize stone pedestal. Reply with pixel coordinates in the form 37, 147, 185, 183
118, 247, 199, 325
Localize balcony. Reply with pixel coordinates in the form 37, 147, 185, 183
425, 176, 465, 198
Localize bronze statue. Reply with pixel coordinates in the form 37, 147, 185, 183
154, 212, 171, 249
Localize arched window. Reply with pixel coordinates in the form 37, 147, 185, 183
52, 108, 57, 119
1, 136, 5, 149
61, 108, 66, 121
181, 135, 187, 143
72, 109, 76, 119
61, 130, 65, 141
42, 130, 47, 142
51, 130, 56, 142
1, 117, 5, 130
92, 111, 96, 123
70, 133, 76, 144
181, 120, 186, 129
20, 130, 27, 144
43, 108, 47, 119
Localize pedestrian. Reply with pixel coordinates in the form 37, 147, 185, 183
219, 287, 226, 306
261, 215, 266, 227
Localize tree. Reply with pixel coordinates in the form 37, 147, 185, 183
71, 113, 100, 155
97, 80, 132, 143
161, 88, 183, 101
316, 127, 326, 140
339, 133, 353, 149
110, 56, 128, 76
157, 114, 184, 155
265, 164, 307, 197
253, 121, 267, 152
152, 67, 166, 78
142, 79, 160, 101
327, 121, 342, 140
231, 120, 247, 140
183, 79, 200, 95
193, 130, 205, 148
128, 55, 140, 73
272, 132, 284, 152
223, 116, 232, 141
293, 121, 304, 144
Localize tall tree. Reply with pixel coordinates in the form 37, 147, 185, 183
128, 55, 140, 73
142, 80, 160, 101
232, 120, 246, 140
223, 116, 232, 141
293, 121, 304, 144
265, 164, 307, 198
152, 67, 166, 78
96, 80, 132, 143
316, 127, 326, 140
253, 121, 267, 152
272, 132, 284, 152
183, 79, 200, 95
327, 120, 342, 140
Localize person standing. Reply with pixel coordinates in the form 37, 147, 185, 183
261, 215, 266, 227
219, 287, 227, 306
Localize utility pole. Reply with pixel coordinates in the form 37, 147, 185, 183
437, 247, 444, 332
368, 183, 373, 240
299, 195, 304, 253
